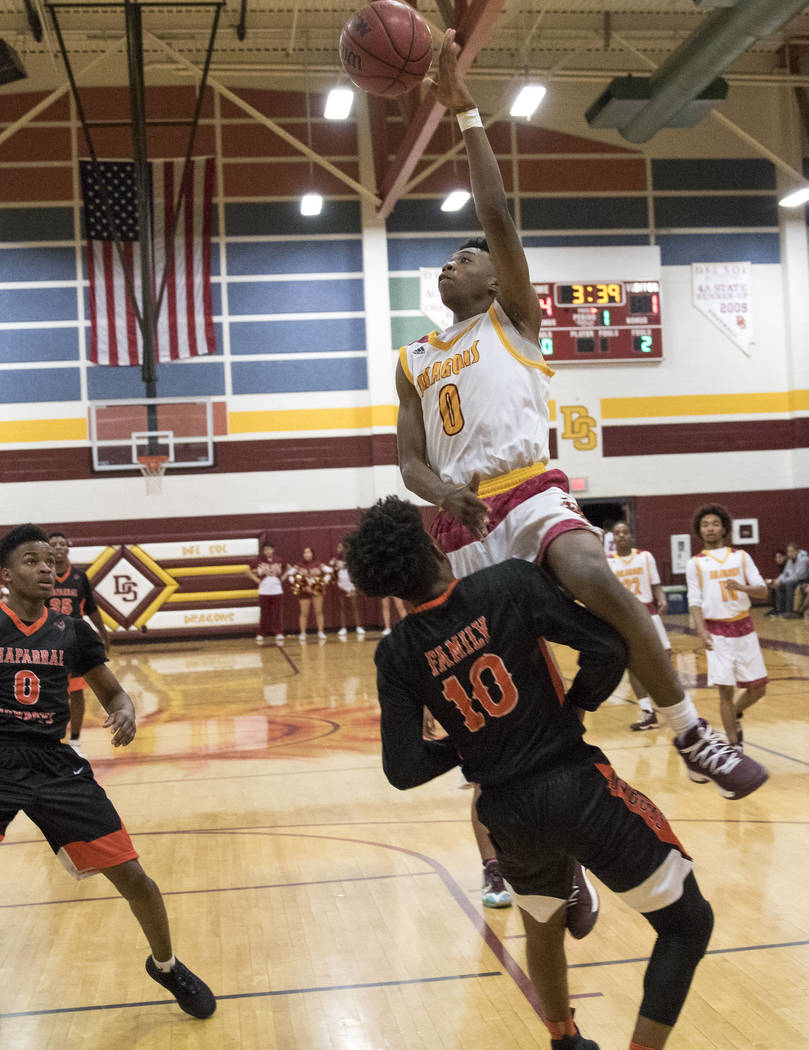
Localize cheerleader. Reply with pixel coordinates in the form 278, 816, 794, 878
246, 541, 286, 645
285, 547, 332, 641
329, 541, 365, 638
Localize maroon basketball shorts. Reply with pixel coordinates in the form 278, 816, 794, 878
476, 748, 693, 921
0, 739, 138, 879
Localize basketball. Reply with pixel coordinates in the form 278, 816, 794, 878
339, 0, 432, 98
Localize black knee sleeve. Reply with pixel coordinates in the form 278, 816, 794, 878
639, 872, 714, 1027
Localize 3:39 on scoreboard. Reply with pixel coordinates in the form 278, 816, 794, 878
532, 280, 663, 363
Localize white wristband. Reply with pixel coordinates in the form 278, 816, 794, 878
456, 107, 482, 132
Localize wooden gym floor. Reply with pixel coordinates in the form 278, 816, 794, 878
1, 611, 807, 1050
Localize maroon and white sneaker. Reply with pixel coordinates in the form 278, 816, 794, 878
565, 862, 599, 940
630, 710, 658, 731
674, 718, 767, 800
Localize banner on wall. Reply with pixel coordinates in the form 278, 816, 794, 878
419, 268, 454, 330
691, 262, 754, 356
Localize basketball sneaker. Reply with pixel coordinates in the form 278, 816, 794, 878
674, 718, 767, 799
549, 1009, 600, 1050
145, 957, 216, 1018
630, 710, 658, 731
338, 627, 347, 637
298, 632, 307, 642
565, 862, 599, 939
255, 634, 263, 644
356, 626, 366, 636
481, 859, 512, 908
317, 631, 327, 640
551, 1031, 600, 1050
275, 633, 284, 646
381, 627, 392, 637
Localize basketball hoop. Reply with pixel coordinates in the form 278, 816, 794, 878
137, 455, 168, 495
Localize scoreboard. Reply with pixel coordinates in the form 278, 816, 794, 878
531, 280, 663, 363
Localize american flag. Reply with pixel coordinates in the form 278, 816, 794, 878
80, 157, 216, 366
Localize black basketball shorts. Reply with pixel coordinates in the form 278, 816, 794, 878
476, 750, 693, 922
0, 740, 138, 879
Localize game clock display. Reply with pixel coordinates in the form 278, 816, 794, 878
532, 280, 662, 362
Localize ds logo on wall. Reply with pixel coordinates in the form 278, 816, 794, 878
560, 405, 598, 451
87, 546, 178, 629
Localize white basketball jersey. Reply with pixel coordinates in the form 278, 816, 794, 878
686, 547, 765, 621
399, 300, 553, 486
608, 549, 660, 605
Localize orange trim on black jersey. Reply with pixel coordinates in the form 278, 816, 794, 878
412, 579, 459, 613
0, 601, 49, 637
54, 564, 73, 584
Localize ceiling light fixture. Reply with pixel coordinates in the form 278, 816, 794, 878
441, 190, 471, 212
324, 87, 354, 120
778, 187, 809, 208
300, 193, 323, 216
510, 83, 546, 119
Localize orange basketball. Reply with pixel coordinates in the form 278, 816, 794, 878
339, 1, 432, 98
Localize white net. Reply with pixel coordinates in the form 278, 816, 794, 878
137, 456, 168, 496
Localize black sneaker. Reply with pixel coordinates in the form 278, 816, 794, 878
481, 859, 512, 908
565, 862, 599, 939
145, 956, 216, 1018
630, 710, 658, 732
550, 1013, 600, 1050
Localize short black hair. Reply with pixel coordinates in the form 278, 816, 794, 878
344, 496, 437, 602
47, 531, 68, 542
457, 237, 489, 253
0, 524, 50, 567
692, 503, 732, 540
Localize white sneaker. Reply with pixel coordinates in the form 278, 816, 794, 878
356, 626, 365, 636
298, 633, 307, 642
255, 635, 263, 644
275, 634, 285, 646
337, 627, 347, 637
381, 627, 392, 637
68, 739, 85, 758
317, 631, 327, 640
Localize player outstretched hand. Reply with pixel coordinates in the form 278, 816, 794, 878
104, 708, 136, 747
441, 473, 490, 540
425, 29, 475, 113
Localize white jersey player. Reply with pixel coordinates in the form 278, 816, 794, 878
686, 504, 768, 748
608, 523, 670, 731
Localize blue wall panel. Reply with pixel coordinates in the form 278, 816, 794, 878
0, 327, 79, 363
654, 195, 778, 228
86, 360, 226, 400
227, 278, 364, 315
652, 158, 775, 191
229, 317, 366, 355
657, 233, 780, 265
227, 239, 363, 275
0, 287, 77, 322
0, 368, 81, 403
521, 197, 649, 230
231, 357, 367, 394
387, 237, 469, 270
0, 247, 77, 282
225, 201, 361, 237
0, 208, 74, 243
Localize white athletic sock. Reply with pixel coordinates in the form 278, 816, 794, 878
152, 954, 176, 973
638, 697, 653, 714
656, 695, 699, 738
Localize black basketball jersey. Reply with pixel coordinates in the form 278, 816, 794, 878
49, 564, 98, 620
0, 602, 107, 743
374, 560, 627, 788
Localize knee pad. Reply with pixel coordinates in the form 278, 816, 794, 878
645, 872, 713, 962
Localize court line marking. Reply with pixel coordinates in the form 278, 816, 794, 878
0, 972, 504, 1019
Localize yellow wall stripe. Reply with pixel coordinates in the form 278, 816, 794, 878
165, 589, 257, 603
228, 405, 398, 434
601, 390, 809, 420
0, 419, 87, 443
169, 564, 251, 577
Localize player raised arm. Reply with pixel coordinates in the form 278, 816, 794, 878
84, 664, 136, 747
428, 30, 542, 341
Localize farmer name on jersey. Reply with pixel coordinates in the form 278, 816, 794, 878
424, 616, 490, 677
0, 646, 65, 666
416, 340, 480, 395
